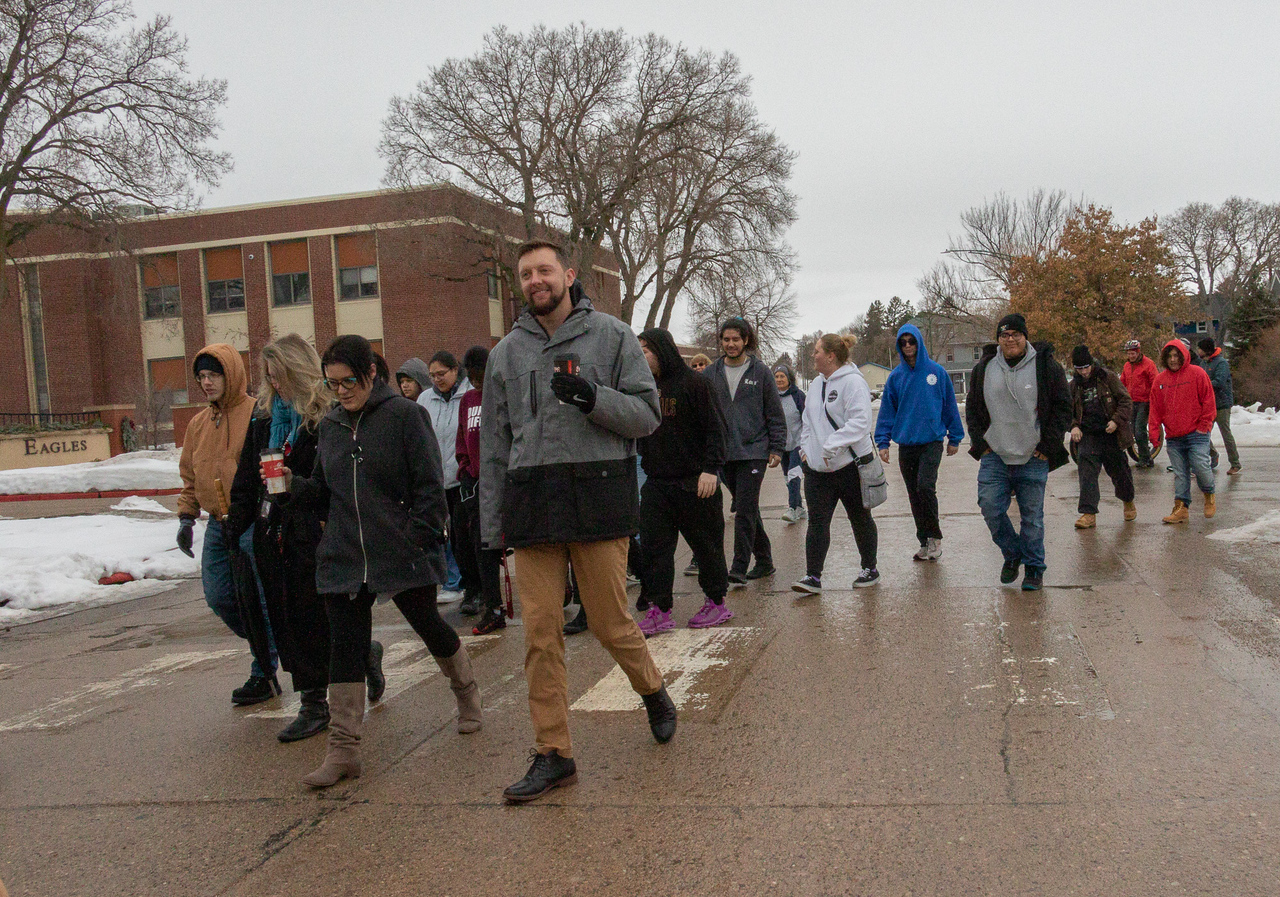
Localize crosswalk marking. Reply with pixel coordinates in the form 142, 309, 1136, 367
571, 626, 760, 712
0, 650, 241, 732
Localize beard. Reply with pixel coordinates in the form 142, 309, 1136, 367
528, 279, 569, 317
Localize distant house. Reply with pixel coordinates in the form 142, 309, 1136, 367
906, 312, 991, 398
860, 362, 892, 394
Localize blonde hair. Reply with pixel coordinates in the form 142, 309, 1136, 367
689, 353, 711, 368
257, 333, 332, 429
817, 333, 852, 365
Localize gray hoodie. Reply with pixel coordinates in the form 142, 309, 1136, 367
396, 357, 432, 397
983, 344, 1040, 465
480, 296, 660, 547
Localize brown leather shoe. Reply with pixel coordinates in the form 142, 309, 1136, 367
1203, 493, 1216, 518
1074, 514, 1096, 529
1162, 500, 1189, 524
1123, 501, 1137, 521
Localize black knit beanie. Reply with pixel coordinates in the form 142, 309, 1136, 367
193, 354, 224, 377
996, 313, 1028, 338
1071, 345, 1093, 367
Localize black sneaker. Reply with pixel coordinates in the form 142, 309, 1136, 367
683, 561, 700, 577
472, 608, 507, 635
791, 575, 822, 595
459, 593, 483, 616
1000, 560, 1020, 585
852, 568, 880, 588
231, 674, 279, 706
503, 749, 578, 803
745, 563, 776, 580
563, 605, 588, 636
727, 571, 748, 588
366, 640, 386, 703
641, 685, 677, 743
1022, 569, 1044, 591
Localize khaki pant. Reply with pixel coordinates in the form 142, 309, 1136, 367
513, 537, 664, 757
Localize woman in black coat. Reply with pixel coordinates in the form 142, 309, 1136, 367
228, 334, 386, 743
288, 335, 481, 788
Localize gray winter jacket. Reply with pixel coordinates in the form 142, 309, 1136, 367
710, 356, 788, 462
420, 376, 471, 489
1201, 351, 1234, 409
291, 379, 448, 595
480, 296, 660, 548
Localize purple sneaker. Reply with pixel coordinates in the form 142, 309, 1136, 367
687, 600, 734, 629
638, 606, 675, 637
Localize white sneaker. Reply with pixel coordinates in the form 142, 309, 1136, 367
781, 508, 797, 524
795, 507, 807, 520
926, 537, 942, 560
437, 589, 464, 604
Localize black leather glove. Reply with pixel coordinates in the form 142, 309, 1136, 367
551, 371, 597, 414
176, 515, 196, 558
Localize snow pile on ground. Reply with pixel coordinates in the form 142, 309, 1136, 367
1218, 404, 1280, 448
110, 496, 174, 514
1207, 510, 1280, 545
0, 448, 182, 495
0, 515, 202, 620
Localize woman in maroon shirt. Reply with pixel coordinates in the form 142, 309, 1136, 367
455, 346, 506, 633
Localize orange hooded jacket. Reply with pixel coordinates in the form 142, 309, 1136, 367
177, 343, 253, 519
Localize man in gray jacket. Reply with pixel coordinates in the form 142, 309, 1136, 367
1198, 337, 1241, 475
481, 240, 676, 803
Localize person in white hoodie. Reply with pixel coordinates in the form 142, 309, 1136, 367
421, 350, 472, 605
792, 334, 881, 593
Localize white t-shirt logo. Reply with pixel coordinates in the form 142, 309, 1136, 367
926, 373, 937, 385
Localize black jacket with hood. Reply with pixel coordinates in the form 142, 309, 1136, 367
709, 354, 787, 462
966, 341, 1073, 470
637, 328, 727, 487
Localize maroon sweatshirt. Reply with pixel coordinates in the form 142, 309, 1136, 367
456, 387, 483, 481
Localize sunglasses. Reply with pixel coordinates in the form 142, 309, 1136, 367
323, 376, 361, 391
898, 337, 917, 347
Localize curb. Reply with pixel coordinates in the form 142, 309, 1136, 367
0, 487, 182, 503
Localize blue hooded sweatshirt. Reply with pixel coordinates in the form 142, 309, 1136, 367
874, 323, 965, 449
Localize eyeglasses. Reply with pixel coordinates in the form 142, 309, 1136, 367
323, 376, 360, 391
997, 331, 1024, 340
428, 369, 453, 381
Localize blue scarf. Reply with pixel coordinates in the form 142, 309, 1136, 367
269, 395, 302, 451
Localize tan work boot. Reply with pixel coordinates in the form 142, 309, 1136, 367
1162, 500, 1190, 524
1203, 493, 1216, 518
302, 682, 364, 788
1074, 513, 1096, 529
436, 644, 482, 734
1123, 501, 1137, 521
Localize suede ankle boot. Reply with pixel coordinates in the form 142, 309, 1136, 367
302, 682, 364, 788
278, 688, 330, 743
436, 645, 482, 734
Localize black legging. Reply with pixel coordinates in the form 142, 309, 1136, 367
803, 461, 878, 577
326, 584, 460, 684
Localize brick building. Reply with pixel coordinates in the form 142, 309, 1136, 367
1, 186, 621, 443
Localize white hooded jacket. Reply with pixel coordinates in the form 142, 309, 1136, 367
799, 363, 875, 473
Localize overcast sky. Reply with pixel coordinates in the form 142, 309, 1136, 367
134, 0, 1280, 344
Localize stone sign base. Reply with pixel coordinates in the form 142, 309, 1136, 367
0, 428, 112, 470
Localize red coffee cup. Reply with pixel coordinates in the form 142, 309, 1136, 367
261, 451, 286, 494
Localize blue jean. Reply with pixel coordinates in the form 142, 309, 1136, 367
977, 453, 1049, 573
444, 541, 462, 591
1166, 431, 1214, 504
782, 448, 804, 510
202, 519, 277, 678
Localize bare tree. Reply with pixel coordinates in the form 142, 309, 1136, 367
685, 248, 797, 361
0, 0, 231, 275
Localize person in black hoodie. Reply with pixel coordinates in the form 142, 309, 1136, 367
635, 328, 732, 634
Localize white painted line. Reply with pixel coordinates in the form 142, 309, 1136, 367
0, 650, 241, 732
571, 626, 760, 712
245, 635, 502, 719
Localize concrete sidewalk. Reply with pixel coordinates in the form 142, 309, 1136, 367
2, 447, 1279, 896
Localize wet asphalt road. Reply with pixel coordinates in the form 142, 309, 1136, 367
2, 447, 1279, 896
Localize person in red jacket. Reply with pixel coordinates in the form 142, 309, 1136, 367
1121, 339, 1158, 467
1148, 339, 1217, 524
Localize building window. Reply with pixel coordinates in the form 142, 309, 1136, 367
148, 356, 189, 405
141, 253, 181, 320
1197, 320, 1207, 333
973, 346, 981, 360
488, 270, 500, 300
951, 372, 966, 395
946, 349, 954, 362
204, 247, 245, 313
269, 240, 311, 306
336, 233, 378, 300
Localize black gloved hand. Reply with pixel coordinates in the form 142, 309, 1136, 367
176, 515, 196, 558
551, 371, 597, 414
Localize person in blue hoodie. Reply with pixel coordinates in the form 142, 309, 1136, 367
874, 323, 965, 561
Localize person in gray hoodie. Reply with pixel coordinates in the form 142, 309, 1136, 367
395, 357, 431, 401
481, 240, 675, 803
420, 351, 473, 604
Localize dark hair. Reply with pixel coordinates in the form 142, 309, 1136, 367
516, 240, 571, 269
430, 350, 459, 371
1197, 337, 1216, 354
719, 317, 757, 353
374, 354, 390, 383
321, 334, 376, 385
462, 345, 489, 373
637, 327, 685, 380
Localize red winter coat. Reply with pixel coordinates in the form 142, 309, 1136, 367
1148, 340, 1217, 443
1121, 354, 1157, 403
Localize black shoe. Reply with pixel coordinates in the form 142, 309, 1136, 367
683, 561, 700, 577
727, 572, 748, 588
232, 674, 279, 706
636, 593, 652, 612
365, 640, 386, 703
277, 689, 330, 742
459, 593, 483, 616
563, 605, 588, 636
503, 749, 578, 803
1022, 569, 1044, 591
745, 563, 776, 580
1000, 560, 1020, 585
472, 608, 507, 635
852, 568, 880, 588
641, 685, 677, 743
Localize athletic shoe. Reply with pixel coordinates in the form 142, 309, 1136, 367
745, 563, 776, 580
1021, 569, 1044, 591
683, 561, 700, 577
563, 605, 588, 635
232, 674, 279, 706
459, 593, 483, 616
437, 589, 464, 605
1228, 466, 1243, 476
472, 608, 507, 635
795, 507, 808, 520
791, 575, 822, 595
626, 573, 641, 587
727, 572, 748, 588
925, 538, 942, 560
912, 543, 930, 561
638, 606, 675, 637
852, 568, 880, 588
1000, 560, 1020, 584
688, 600, 734, 629
781, 507, 797, 524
